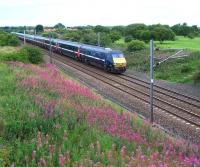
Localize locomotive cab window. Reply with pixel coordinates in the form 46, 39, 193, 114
112, 53, 124, 58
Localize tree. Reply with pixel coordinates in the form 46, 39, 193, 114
54, 23, 65, 29
125, 24, 147, 38
109, 31, 121, 42
111, 26, 125, 36
139, 30, 151, 42
94, 25, 110, 33
35, 25, 44, 34
81, 32, 97, 45
152, 27, 175, 43
67, 31, 82, 42
124, 35, 133, 43
100, 33, 112, 47
171, 23, 199, 37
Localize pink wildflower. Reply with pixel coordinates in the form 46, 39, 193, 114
149, 164, 157, 167
120, 146, 126, 161
59, 154, 66, 167
10, 162, 14, 167
32, 150, 36, 161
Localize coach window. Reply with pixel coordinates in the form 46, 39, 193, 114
95, 52, 100, 58
99, 53, 105, 59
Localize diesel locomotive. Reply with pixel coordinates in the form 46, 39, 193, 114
14, 32, 127, 73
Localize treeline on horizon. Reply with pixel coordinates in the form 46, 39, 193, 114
1, 23, 200, 47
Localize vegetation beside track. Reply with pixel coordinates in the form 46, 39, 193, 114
2, 24, 200, 84
0, 61, 200, 166
126, 49, 200, 83
0, 31, 20, 46
155, 51, 200, 83
0, 45, 43, 64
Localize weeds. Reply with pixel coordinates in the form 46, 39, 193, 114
0, 62, 199, 166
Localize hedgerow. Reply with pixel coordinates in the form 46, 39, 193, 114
0, 45, 43, 64
0, 31, 20, 46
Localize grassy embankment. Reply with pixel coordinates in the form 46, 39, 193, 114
0, 58, 200, 166
117, 36, 200, 83
0, 33, 199, 166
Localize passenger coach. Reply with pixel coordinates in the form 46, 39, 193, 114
14, 32, 127, 73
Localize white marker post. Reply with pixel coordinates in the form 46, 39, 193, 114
150, 39, 154, 123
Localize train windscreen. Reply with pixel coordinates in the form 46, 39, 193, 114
112, 53, 124, 58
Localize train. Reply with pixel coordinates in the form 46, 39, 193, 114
14, 32, 127, 73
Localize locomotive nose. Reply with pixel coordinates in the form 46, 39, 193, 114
113, 58, 127, 67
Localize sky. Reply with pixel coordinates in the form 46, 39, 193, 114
0, 0, 199, 27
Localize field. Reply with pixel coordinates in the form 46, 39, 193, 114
0, 61, 199, 166
115, 36, 200, 51
155, 36, 200, 51
120, 37, 200, 83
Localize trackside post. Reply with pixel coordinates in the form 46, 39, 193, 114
150, 39, 154, 123
49, 34, 52, 64
97, 32, 100, 46
23, 30, 26, 44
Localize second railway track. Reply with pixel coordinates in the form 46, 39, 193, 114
41, 49, 200, 129
120, 74, 200, 108
31, 45, 200, 129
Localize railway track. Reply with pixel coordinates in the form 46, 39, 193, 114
42, 50, 200, 129
120, 74, 200, 108
24, 41, 200, 130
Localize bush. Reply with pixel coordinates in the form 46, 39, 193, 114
180, 64, 192, 73
127, 40, 146, 52
0, 31, 20, 46
124, 35, 133, 43
193, 64, 200, 84
0, 51, 29, 63
0, 46, 43, 64
42, 32, 59, 38
187, 33, 195, 39
21, 45, 43, 64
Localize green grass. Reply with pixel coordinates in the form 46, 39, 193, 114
0, 63, 105, 165
115, 38, 125, 45
155, 36, 200, 51
0, 63, 147, 166
0, 46, 20, 55
115, 36, 200, 83
155, 52, 200, 83
0, 62, 199, 166
116, 36, 200, 51
126, 50, 200, 83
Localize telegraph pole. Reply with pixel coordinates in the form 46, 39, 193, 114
34, 29, 36, 45
97, 32, 100, 46
49, 33, 52, 64
23, 30, 26, 44
150, 39, 154, 123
